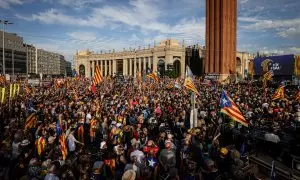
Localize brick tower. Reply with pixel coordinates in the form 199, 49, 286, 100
205, 0, 237, 80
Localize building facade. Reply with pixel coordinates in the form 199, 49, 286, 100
26, 45, 66, 75
75, 39, 186, 78
187, 46, 252, 79
0, 31, 27, 75
65, 61, 72, 77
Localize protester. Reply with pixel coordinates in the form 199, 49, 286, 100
0, 75, 299, 180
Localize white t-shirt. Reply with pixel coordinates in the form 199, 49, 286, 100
68, 134, 76, 152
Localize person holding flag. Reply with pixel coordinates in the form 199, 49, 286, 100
220, 90, 248, 127
91, 65, 103, 94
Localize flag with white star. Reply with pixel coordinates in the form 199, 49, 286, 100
220, 90, 248, 127
146, 157, 158, 169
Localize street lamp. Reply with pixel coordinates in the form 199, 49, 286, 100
0, 20, 13, 75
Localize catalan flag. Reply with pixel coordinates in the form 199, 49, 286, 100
77, 124, 84, 143
296, 90, 300, 101
147, 72, 159, 82
220, 90, 248, 127
263, 70, 273, 81
165, 81, 174, 89
35, 137, 46, 156
25, 113, 37, 129
25, 85, 31, 94
272, 85, 285, 101
59, 134, 68, 160
184, 66, 199, 95
93, 65, 103, 85
0, 75, 6, 84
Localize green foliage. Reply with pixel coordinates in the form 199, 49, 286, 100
164, 70, 177, 78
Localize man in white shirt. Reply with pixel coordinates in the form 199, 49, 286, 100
68, 128, 84, 154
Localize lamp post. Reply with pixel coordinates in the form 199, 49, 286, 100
0, 20, 13, 75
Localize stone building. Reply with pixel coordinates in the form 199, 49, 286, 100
0, 31, 27, 74
26, 45, 66, 76
75, 39, 186, 78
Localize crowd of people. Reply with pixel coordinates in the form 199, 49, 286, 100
0, 75, 299, 180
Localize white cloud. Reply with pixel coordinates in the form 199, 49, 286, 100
16, 8, 107, 28
44, 0, 104, 9
288, 47, 300, 54
239, 0, 249, 4
0, 0, 25, 8
68, 31, 97, 41
241, 17, 300, 38
17, 0, 205, 43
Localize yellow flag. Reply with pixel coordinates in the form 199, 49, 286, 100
17, 84, 20, 95
9, 84, 13, 98
13, 84, 17, 97
1, 88, 5, 103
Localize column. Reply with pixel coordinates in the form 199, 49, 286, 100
138, 57, 142, 73
148, 57, 151, 69
123, 59, 126, 76
134, 58, 137, 77
209, 0, 215, 73
99, 60, 102, 75
103, 60, 106, 76
109, 60, 112, 76
143, 57, 146, 73
91, 60, 94, 78
113, 60, 117, 75
153, 56, 158, 72
129, 58, 132, 76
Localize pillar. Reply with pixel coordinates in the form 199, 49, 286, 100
153, 56, 158, 72
103, 60, 107, 76
113, 60, 117, 75
143, 57, 146, 73
205, 0, 237, 80
91, 60, 94, 78
129, 58, 133, 76
134, 58, 137, 77
123, 59, 126, 76
109, 60, 112, 75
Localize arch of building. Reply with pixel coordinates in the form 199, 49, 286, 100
75, 39, 186, 78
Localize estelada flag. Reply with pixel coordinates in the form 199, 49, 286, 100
59, 134, 68, 160
272, 85, 285, 101
25, 113, 37, 129
35, 137, 46, 156
220, 90, 248, 127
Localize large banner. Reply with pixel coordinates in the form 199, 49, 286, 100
254, 54, 294, 76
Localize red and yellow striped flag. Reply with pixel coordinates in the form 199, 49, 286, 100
184, 77, 200, 96
93, 65, 103, 85
295, 90, 300, 101
35, 137, 46, 156
147, 72, 159, 82
25, 113, 37, 130
26, 85, 31, 94
272, 85, 285, 101
165, 82, 174, 89
77, 124, 84, 143
59, 134, 68, 160
0, 75, 6, 84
